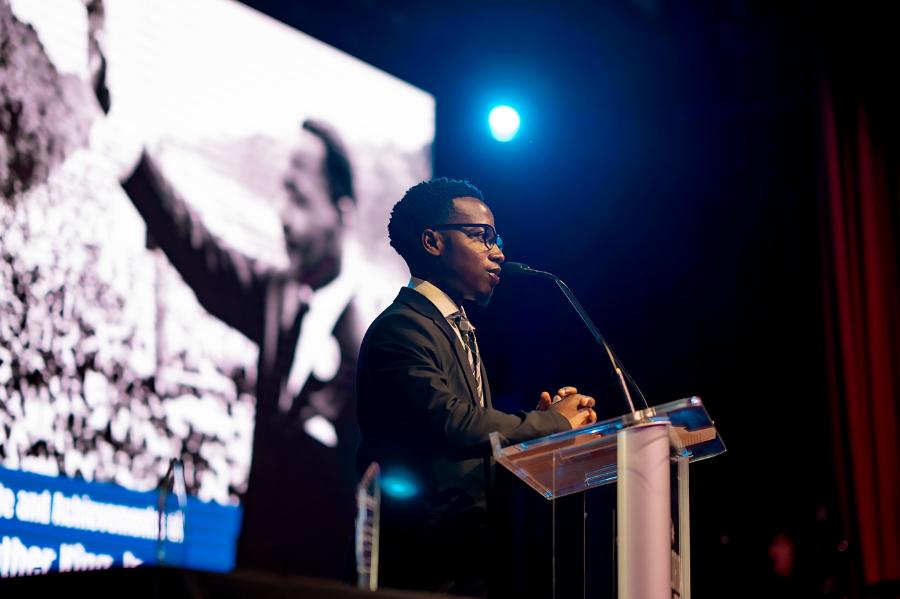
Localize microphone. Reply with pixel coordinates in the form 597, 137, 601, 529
502, 261, 555, 278
503, 262, 648, 413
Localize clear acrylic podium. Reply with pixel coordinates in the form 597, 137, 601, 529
490, 397, 725, 599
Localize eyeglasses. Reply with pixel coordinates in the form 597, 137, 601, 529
430, 223, 504, 252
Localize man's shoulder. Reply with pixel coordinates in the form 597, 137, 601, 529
362, 290, 444, 345
369, 297, 433, 333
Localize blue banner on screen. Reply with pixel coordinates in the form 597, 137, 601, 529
0, 466, 241, 576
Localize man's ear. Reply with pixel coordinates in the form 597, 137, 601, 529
422, 229, 443, 257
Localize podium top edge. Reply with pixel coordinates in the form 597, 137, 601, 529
498, 396, 723, 456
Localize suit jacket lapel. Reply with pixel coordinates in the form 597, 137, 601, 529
396, 288, 481, 406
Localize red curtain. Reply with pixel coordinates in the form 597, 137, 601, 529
820, 86, 900, 586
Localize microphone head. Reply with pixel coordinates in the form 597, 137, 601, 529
502, 262, 557, 279
502, 261, 534, 277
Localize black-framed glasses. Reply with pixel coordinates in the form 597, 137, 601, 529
429, 223, 504, 252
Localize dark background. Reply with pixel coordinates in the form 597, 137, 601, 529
236, 1, 873, 595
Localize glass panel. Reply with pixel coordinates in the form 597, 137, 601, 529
491, 397, 725, 500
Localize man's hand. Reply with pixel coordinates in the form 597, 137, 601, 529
536, 386, 578, 410
548, 393, 597, 429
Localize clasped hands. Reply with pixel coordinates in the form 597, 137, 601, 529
537, 386, 597, 429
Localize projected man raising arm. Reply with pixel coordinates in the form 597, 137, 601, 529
121, 121, 365, 573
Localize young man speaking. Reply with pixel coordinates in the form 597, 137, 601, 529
356, 178, 597, 595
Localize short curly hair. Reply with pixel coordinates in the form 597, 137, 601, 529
388, 178, 484, 274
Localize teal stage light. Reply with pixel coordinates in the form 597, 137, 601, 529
488, 105, 520, 142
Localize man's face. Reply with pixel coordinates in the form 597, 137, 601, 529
432, 196, 505, 306
281, 129, 343, 288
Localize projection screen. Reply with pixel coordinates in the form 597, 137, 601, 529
0, 0, 432, 576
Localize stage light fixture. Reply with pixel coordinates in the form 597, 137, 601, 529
488, 105, 520, 142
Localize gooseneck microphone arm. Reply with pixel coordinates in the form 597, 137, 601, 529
503, 261, 649, 413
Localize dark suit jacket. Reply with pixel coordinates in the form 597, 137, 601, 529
356, 287, 569, 590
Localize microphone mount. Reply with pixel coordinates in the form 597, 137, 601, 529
503, 261, 648, 413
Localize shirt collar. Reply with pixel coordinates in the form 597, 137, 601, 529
408, 277, 461, 319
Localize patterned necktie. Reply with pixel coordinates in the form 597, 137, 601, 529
450, 309, 484, 407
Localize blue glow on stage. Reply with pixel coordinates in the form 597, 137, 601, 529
380, 470, 420, 500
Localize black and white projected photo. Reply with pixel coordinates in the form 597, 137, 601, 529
1, 0, 432, 576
